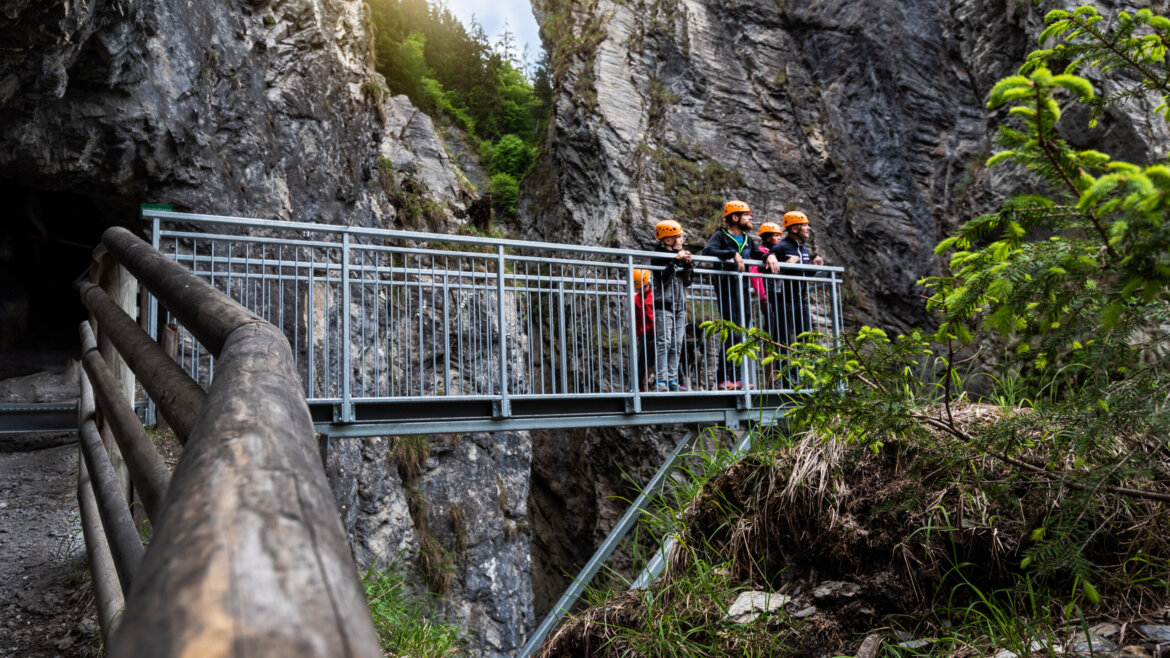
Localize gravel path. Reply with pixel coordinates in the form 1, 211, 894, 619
0, 369, 98, 657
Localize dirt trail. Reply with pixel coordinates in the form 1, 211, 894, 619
0, 368, 98, 657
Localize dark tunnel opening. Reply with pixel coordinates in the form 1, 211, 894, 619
0, 181, 132, 379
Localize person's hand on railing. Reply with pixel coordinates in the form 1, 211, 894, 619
677, 250, 692, 265
733, 253, 745, 272
765, 254, 781, 274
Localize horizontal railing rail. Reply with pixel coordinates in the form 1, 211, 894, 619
143, 210, 845, 435
75, 226, 380, 656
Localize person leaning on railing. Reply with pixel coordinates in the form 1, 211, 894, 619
750, 220, 785, 387
701, 200, 756, 391
771, 210, 826, 388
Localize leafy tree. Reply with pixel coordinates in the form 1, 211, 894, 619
366, 0, 551, 193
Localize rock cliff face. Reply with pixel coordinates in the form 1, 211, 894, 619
325, 433, 533, 656
0, 0, 524, 652
0, 0, 474, 224
522, 0, 1170, 332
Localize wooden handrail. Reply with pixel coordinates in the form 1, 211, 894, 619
101, 226, 261, 357
79, 321, 170, 520
82, 227, 380, 657
77, 362, 144, 591
78, 281, 206, 444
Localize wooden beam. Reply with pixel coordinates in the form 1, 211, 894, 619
100, 227, 261, 358
78, 450, 126, 644
89, 245, 133, 501
109, 322, 381, 657
79, 281, 206, 444
78, 360, 144, 593
80, 320, 171, 521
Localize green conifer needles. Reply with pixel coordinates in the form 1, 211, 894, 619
1024, 6, 1170, 123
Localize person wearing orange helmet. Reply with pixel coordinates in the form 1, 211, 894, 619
651, 220, 693, 391
701, 201, 757, 390
631, 268, 655, 391
751, 221, 786, 386
771, 209, 825, 388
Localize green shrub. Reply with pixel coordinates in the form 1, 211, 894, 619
362, 566, 465, 655
487, 134, 533, 179
489, 173, 519, 218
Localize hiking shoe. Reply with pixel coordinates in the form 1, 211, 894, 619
737, 381, 755, 390
718, 380, 741, 390
668, 381, 687, 392
654, 381, 669, 392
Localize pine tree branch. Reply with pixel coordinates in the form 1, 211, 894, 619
1032, 86, 1119, 261
907, 412, 1170, 503
1067, 12, 1169, 96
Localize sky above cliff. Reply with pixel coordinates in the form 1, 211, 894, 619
443, 0, 542, 70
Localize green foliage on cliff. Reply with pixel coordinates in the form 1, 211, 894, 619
363, 565, 466, 655
367, 0, 552, 216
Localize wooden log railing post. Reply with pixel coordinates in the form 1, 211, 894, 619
77, 368, 126, 644
78, 281, 206, 444
97, 227, 381, 657
78, 455, 126, 643
77, 355, 145, 592
80, 320, 171, 521
89, 244, 133, 501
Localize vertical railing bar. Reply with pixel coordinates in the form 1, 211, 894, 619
736, 268, 751, 405
593, 265, 603, 393
341, 233, 353, 421
372, 250, 380, 397
146, 216, 161, 426
307, 249, 316, 400
496, 245, 510, 416
430, 253, 437, 395
557, 278, 568, 396
443, 262, 451, 397
414, 253, 423, 398
288, 244, 294, 388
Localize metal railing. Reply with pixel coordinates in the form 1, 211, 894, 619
75, 227, 380, 655
143, 210, 845, 435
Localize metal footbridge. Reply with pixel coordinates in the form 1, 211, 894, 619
141, 210, 845, 437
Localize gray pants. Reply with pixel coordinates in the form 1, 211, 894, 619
655, 304, 687, 383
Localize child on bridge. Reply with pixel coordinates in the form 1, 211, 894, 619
651, 220, 693, 392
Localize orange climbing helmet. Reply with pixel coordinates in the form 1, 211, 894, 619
655, 219, 683, 240
782, 210, 809, 229
723, 200, 751, 217
633, 268, 652, 289
758, 222, 782, 237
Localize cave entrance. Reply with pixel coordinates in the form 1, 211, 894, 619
0, 181, 130, 379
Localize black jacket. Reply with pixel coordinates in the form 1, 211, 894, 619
702, 229, 755, 272
651, 245, 693, 310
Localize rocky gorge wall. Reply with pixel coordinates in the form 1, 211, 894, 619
0, 0, 529, 653
522, 0, 1170, 334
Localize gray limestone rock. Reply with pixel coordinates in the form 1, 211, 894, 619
325, 432, 534, 657
0, 0, 479, 229
523, 0, 1170, 334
